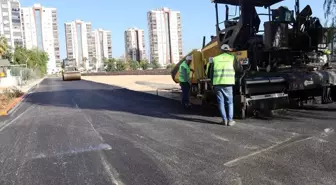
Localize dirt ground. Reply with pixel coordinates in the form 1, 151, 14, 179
0, 89, 24, 114
0, 93, 13, 114
82, 75, 203, 104
0, 94, 10, 111
82, 75, 179, 92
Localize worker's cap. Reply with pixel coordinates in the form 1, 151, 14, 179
186, 56, 192, 61
221, 44, 232, 51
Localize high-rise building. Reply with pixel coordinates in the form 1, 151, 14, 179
147, 7, 183, 66
92, 28, 112, 69
64, 19, 93, 69
21, 4, 60, 74
0, 0, 24, 49
124, 28, 146, 62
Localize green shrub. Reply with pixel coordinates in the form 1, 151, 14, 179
139, 60, 150, 70
166, 63, 176, 70
116, 60, 127, 71
152, 60, 161, 69
128, 60, 140, 70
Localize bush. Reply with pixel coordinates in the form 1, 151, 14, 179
3, 88, 24, 99
152, 60, 161, 69
116, 60, 127, 71
166, 63, 176, 70
139, 60, 150, 70
128, 60, 140, 70
106, 62, 116, 72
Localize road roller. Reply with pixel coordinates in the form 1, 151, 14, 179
62, 58, 81, 81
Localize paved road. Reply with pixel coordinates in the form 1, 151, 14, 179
0, 78, 336, 185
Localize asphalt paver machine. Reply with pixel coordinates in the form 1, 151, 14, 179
172, 0, 336, 119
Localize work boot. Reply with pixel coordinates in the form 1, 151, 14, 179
227, 120, 236, 126
220, 120, 228, 126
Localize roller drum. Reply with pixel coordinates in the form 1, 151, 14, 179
62, 72, 81, 81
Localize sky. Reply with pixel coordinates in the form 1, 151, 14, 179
20, 0, 326, 60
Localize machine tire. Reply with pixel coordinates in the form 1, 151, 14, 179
322, 86, 333, 104
331, 86, 336, 102
235, 105, 246, 119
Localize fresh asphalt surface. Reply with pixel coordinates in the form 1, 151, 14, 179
0, 77, 336, 185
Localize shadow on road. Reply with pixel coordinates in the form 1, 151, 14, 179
25, 78, 222, 125
23, 78, 336, 123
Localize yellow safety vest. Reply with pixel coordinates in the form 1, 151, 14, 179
179, 61, 190, 83
212, 53, 235, 85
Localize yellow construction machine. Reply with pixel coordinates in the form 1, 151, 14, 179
172, 0, 336, 119
62, 58, 81, 81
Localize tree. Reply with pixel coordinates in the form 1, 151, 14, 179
13, 46, 48, 75
2, 49, 13, 63
139, 60, 150, 70
152, 59, 161, 69
128, 60, 140, 70
0, 36, 9, 58
105, 58, 116, 72
324, 0, 336, 26
103, 57, 109, 64
116, 59, 127, 71
166, 63, 176, 71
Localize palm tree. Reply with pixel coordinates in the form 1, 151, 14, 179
0, 36, 9, 58
324, 0, 336, 55
324, 0, 336, 26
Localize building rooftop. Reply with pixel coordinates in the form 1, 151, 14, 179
64, 20, 91, 24
149, 7, 180, 13
126, 28, 144, 31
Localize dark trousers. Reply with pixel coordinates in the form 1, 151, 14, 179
180, 82, 190, 105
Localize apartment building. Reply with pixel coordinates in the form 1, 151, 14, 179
0, 0, 23, 49
21, 4, 60, 74
147, 7, 183, 66
124, 28, 146, 62
92, 28, 112, 69
64, 19, 93, 69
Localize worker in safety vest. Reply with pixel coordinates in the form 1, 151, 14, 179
179, 55, 194, 109
209, 44, 242, 126
205, 58, 214, 78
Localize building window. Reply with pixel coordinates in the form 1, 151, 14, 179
76, 24, 83, 64
34, 9, 43, 50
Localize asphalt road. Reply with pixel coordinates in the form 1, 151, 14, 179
0, 77, 336, 185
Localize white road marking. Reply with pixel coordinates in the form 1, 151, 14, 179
32, 144, 112, 159
211, 134, 229, 142
72, 99, 103, 141
224, 135, 312, 167
99, 151, 124, 185
0, 105, 35, 133
71, 98, 123, 185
